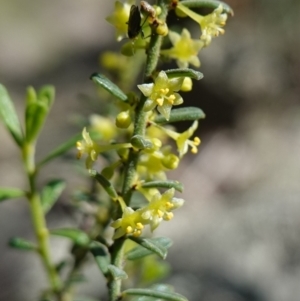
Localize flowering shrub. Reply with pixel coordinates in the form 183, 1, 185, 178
0, 1, 233, 300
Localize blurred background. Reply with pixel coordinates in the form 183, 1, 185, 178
1, 0, 300, 300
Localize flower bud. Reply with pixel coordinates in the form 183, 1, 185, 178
115, 111, 131, 129
161, 154, 179, 169
180, 77, 193, 92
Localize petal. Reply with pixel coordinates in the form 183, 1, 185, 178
155, 71, 168, 88
176, 59, 188, 69
157, 103, 172, 121
168, 30, 181, 45
171, 197, 185, 209
188, 56, 200, 67
138, 83, 154, 97
173, 93, 183, 105
143, 99, 156, 111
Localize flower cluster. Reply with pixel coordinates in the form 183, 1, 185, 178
76, 0, 231, 239
111, 188, 184, 238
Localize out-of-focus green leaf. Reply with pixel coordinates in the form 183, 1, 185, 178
126, 237, 173, 261
50, 228, 90, 246
41, 179, 66, 213
25, 86, 55, 143
90, 241, 110, 276
0, 84, 23, 146
122, 288, 188, 301
9, 237, 38, 251
131, 284, 175, 301
0, 188, 25, 202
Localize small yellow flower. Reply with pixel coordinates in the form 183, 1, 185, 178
176, 4, 228, 46
137, 71, 184, 121
111, 207, 145, 239
76, 128, 132, 169
154, 121, 200, 158
76, 128, 101, 170
140, 188, 184, 231
161, 28, 204, 68
106, 0, 135, 41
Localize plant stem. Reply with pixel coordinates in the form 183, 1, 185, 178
108, 2, 170, 301
23, 142, 62, 295
121, 0, 169, 204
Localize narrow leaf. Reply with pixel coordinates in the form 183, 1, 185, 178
154, 107, 205, 124
141, 181, 183, 193
50, 228, 90, 246
9, 237, 38, 251
180, 0, 233, 15
41, 179, 66, 213
107, 264, 128, 280
0, 188, 25, 202
122, 288, 188, 301
90, 170, 119, 200
131, 284, 175, 301
90, 241, 110, 276
165, 68, 203, 80
129, 237, 168, 260
90, 73, 128, 102
38, 133, 82, 167
131, 135, 153, 150
0, 84, 23, 146
126, 237, 173, 261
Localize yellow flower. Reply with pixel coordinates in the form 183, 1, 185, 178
140, 188, 184, 231
106, 0, 135, 41
111, 207, 145, 239
137, 71, 184, 121
76, 128, 132, 169
153, 121, 200, 158
176, 4, 228, 46
161, 28, 204, 68
89, 115, 117, 141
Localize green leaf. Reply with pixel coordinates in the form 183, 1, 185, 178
25, 86, 55, 142
131, 284, 175, 301
0, 188, 25, 202
154, 107, 205, 124
141, 181, 183, 193
90, 241, 110, 276
90, 73, 128, 102
41, 179, 66, 214
180, 0, 234, 15
37, 85, 55, 108
122, 288, 188, 301
66, 273, 87, 285
90, 170, 119, 200
126, 237, 173, 260
0, 84, 23, 146
25, 102, 48, 142
165, 68, 203, 80
107, 264, 128, 280
129, 237, 169, 260
50, 228, 90, 246
9, 237, 38, 251
38, 132, 82, 167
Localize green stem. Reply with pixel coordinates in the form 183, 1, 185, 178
23, 142, 62, 295
107, 2, 170, 301
121, 0, 169, 204
108, 237, 126, 301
